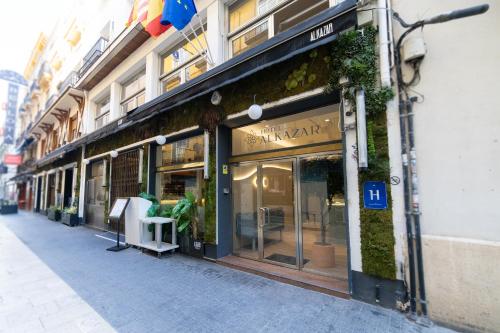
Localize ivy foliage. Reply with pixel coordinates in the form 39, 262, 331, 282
327, 27, 394, 117
327, 27, 396, 280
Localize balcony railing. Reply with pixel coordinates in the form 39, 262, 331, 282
78, 37, 108, 79
59, 71, 78, 93
45, 94, 58, 110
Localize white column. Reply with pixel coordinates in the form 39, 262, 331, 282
344, 100, 363, 273
84, 98, 96, 135
109, 81, 122, 120
206, 0, 225, 67
78, 146, 86, 219
43, 174, 49, 211
145, 51, 160, 102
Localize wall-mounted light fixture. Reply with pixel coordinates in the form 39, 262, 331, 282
211, 91, 222, 106
110, 150, 118, 159
155, 135, 167, 145
83, 159, 90, 165
248, 95, 262, 120
356, 88, 368, 170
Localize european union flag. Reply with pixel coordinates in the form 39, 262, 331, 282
161, 0, 197, 31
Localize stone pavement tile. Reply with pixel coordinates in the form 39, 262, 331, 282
1, 212, 457, 333
7, 318, 45, 333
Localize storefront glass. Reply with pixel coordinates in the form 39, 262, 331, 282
156, 135, 205, 234
231, 105, 347, 282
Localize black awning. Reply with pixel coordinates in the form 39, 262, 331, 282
54, 0, 357, 153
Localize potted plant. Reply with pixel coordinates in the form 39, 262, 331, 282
62, 206, 79, 226
172, 192, 203, 258
0, 200, 18, 215
47, 206, 61, 221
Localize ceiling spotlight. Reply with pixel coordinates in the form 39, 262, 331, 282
211, 90, 222, 106
155, 135, 167, 145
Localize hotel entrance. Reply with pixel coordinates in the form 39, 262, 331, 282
230, 105, 348, 282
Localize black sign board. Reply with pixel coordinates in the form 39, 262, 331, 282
106, 198, 130, 252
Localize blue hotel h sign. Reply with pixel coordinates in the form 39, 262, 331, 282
363, 181, 388, 210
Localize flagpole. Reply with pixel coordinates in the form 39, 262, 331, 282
188, 21, 214, 65
195, 13, 216, 67
179, 30, 206, 61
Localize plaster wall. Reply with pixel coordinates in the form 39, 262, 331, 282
391, 1, 500, 331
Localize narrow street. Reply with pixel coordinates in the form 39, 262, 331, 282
0, 212, 452, 333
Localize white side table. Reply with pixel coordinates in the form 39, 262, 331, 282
139, 217, 179, 257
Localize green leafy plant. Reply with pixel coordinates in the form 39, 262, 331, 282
172, 192, 199, 238
49, 205, 61, 213
63, 206, 77, 214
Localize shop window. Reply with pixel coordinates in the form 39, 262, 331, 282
155, 136, 206, 234
228, 0, 330, 58
95, 97, 110, 129
158, 135, 204, 168
121, 71, 146, 113
160, 31, 208, 93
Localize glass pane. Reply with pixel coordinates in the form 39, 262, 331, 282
231, 21, 268, 57
159, 135, 204, 167
261, 161, 296, 266
162, 32, 207, 75
186, 58, 207, 81
232, 164, 258, 260
157, 169, 205, 234
300, 154, 347, 280
137, 92, 145, 107
121, 98, 137, 114
273, 0, 328, 33
232, 105, 341, 156
229, 0, 257, 32
163, 73, 181, 92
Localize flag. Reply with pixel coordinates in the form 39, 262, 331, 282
145, 0, 171, 37
126, 0, 148, 27
161, 0, 197, 31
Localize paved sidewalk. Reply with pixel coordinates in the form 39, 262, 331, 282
0, 212, 454, 333
0, 220, 115, 333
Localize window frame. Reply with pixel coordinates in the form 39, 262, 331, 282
121, 71, 146, 114
94, 97, 110, 129
159, 28, 208, 93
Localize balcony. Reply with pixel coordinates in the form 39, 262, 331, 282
59, 71, 78, 93
76, 22, 150, 91
78, 37, 108, 79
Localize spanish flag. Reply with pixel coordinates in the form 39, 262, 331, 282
127, 0, 170, 37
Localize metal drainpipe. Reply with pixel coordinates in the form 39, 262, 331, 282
394, 23, 428, 319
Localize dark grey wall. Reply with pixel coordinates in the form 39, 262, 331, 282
216, 125, 232, 258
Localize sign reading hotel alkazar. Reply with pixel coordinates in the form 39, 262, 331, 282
232, 107, 341, 156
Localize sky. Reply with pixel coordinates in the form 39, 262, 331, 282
0, 0, 76, 76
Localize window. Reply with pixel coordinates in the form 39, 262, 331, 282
95, 97, 110, 129
68, 116, 78, 142
50, 131, 59, 151
159, 135, 204, 168
121, 71, 146, 113
228, 0, 329, 57
155, 135, 206, 233
160, 31, 208, 93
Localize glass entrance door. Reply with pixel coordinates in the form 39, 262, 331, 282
232, 159, 297, 267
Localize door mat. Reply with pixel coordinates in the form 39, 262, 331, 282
265, 253, 309, 266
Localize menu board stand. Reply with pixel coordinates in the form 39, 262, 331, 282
106, 198, 130, 252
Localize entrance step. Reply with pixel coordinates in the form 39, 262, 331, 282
217, 255, 350, 299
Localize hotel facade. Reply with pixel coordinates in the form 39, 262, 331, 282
9, 1, 499, 332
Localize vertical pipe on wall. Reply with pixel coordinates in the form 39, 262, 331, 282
356, 89, 368, 170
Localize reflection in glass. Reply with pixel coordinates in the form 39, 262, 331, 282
231, 21, 268, 57
232, 164, 259, 260
159, 135, 204, 167
300, 154, 347, 280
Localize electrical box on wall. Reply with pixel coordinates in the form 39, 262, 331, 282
403, 36, 427, 63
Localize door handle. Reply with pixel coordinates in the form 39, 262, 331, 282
259, 207, 266, 228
